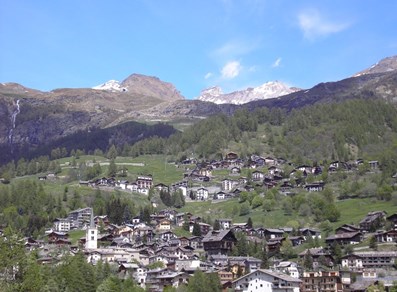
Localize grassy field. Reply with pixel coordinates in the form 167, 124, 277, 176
179, 197, 397, 231
58, 154, 185, 186
68, 230, 86, 245
336, 198, 397, 226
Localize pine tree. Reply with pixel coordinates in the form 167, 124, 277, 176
107, 159, 117, 177
247, 217, 253, 228
260, 243, 269, 269
303, 250, 313, 270
213, 220, 220, 230
192, 223, 202, 236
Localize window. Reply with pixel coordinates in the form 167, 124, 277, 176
91, 236, 94, 240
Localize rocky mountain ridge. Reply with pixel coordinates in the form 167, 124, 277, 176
353, 56, 397, 77
0, 55, 397, 163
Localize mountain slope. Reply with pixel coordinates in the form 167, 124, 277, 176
1, 56, 397, 164
354, 55, 397, 77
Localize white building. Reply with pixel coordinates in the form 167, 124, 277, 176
85, 208, 97, 249
232, 269, 301, 292
53, 218, 71, 232
195, 187, 209, 200
274, 261, 300, 278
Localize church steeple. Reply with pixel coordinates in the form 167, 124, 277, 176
85, 208, 97, 249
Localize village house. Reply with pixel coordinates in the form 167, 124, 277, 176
300, 271, 347, 292
118, 263, 147, 288
225, 152, 238, 161
53, 218, 71, 232
94, 215, 110, 226
325, 231, 363, 247
232, 269, 301, 292
252, 170, 265, 182
387, 213, 397, 229
299, 228, 321, 239
299, 248, 334, 269
47, 231, 70, 244
350, 251, 397, 269
217, 219, 232, 230
375, 229, 397, 243
195, 187, 209, 200
328, 161, 349, 172
202, 229, 237, 255
264, 157, 277, 166
263, 228, 285, 240
215, 191, 226, 200
156, 271, 190, 290
156, 219, 172, 231
136, 175, 153, 189
86, 247, 149, 265
228, 256, 262, 278
222, 178, 238, 191
154, 183, 169, 193
341, 254, 364, 271
368, 160, 379, 170
230, 166, 241, 176
217, 270, 234, 288
126, 182, 138, 192
173, 259, 212, 273
187, 236, 203, 250
198, 166, 212, 177
304, 181, 325, 192
335, 224, 361, 234
67, 207, 92, 229
359, 211, 387, 232
273, 261, 300, 278
117, 180, 129, 189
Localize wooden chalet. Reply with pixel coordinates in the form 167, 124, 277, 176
202, 229, 237, 255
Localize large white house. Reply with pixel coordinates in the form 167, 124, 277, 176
195, 187, 209, 200
232, 269, 301, 292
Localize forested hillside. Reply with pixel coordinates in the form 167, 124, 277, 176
123, 98, 397, 174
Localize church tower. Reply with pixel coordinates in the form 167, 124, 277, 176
85, 208, 97, 249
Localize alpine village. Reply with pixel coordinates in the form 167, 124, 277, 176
2, 56, 397, 292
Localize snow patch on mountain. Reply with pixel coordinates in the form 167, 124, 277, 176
197, 81, 300, 105
93, 80, 128, 92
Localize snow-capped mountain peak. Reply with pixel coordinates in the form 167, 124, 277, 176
197, 81, 300, 105
92, 80, 128, 92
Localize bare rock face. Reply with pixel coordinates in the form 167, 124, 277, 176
91, 73, 185, 102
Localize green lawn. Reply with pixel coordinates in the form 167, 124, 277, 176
179, 197, 397, 231
336, 198, 397, 227
68, 230, 85, 245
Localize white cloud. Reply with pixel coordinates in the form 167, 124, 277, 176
272, 57, 282, 68
221, 61, 242, 79
212, 39, 261, 60
204, 72, 213, 79
298, 9, 349, 40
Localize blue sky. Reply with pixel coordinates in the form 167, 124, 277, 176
1, 0, 396, 99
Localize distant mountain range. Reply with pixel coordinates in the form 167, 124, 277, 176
196, 81, 301, 105
0, 55, 396, 163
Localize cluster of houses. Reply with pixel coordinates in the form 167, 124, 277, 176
26, 153, 396, 291
76, 153, 383, 204
23, 205, 397, 291
80, 175, 154, 195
